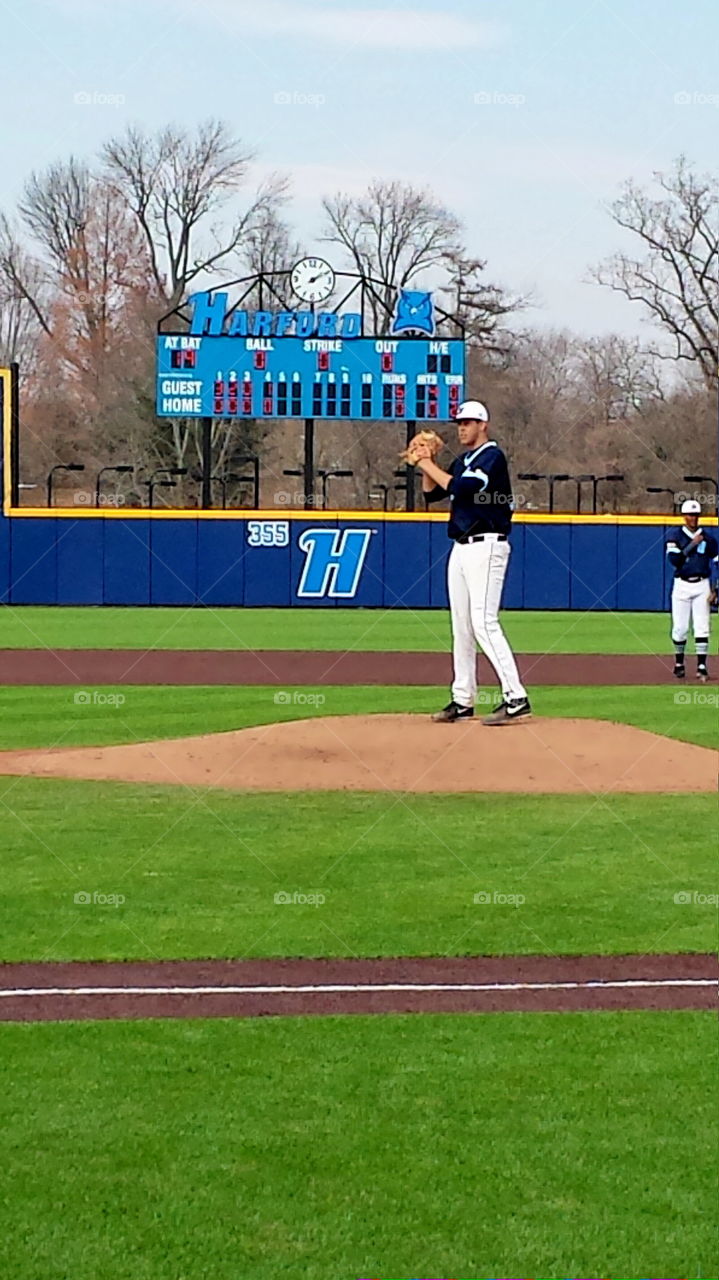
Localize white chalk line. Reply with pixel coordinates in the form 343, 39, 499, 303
0, 978, 715, 999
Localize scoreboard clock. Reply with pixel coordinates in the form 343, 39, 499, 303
156, 333, 465, 421
290, 257, 335, 303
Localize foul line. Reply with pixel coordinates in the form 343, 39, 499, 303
0, 978, 715, 998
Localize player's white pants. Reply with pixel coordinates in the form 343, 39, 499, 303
671, 578, 711, 643
448, 537, 527, 706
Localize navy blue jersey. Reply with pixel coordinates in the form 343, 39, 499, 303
666, 525, 719, 580
425, 440, 514, 539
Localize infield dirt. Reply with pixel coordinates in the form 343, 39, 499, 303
0, 954, 714, 1022
0, 648, 680, 684
0, 713, 714, 793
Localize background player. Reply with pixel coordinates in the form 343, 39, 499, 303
666, 498, 719, 681
413, 400, 530, 725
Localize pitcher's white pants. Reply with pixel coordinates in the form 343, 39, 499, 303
671, 578, 711, 643
448, 537, 526, 706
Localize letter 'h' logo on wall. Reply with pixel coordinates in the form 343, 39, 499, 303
297, 529, 372, 598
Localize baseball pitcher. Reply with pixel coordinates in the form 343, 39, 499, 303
406, 400, 531, 725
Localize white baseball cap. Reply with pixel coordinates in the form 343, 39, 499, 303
680, 498, 702, 515
454, 399, 489, 422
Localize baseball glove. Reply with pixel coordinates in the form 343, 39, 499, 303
400, 429, 444, 465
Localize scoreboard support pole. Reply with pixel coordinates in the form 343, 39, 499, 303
303, 418, 315, 511
201, 417, 213, 509
405, 419, 416, 512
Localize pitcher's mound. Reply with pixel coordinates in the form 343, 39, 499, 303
0, 715, 715, 793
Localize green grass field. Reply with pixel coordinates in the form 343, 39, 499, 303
2, 780, 714, 961
1, 683, 716, 749
1, 1013, 715, 1280
0, 684, 715, 962
0, 613, 716, 1278
0, 604, 675, 653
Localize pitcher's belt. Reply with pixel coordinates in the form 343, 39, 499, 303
455, 533, 508, 545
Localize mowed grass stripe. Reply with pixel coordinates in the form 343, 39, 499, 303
0, 782, 714, 961
0, 1012, 715, 1280
0, 684, 716, 750
0, 605, 674, 653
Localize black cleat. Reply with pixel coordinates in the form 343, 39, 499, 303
697, 665, 709, 683
481, 697, 532, 726
431, 700, 474, 723
673, 663, 686, 680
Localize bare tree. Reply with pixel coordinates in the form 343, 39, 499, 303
13, 163, 154, 394
0, 291, 37, 370
240, 206, 303, 308
441, 250, 526, 351
243, 207, 300, 273
322, 179, 462, 329
572, 334, 665, 426
0, 214, 53, 338
20, 158, 91, 275
0, 221, 47, 371
102, 119, 288, 308
594, 158, 719, 386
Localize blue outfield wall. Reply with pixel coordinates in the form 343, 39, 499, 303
0, 511, 679, 610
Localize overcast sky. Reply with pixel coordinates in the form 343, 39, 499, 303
1, 0, 716, 337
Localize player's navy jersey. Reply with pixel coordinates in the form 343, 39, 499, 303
425, 440, 514, 539
666, 525, 719, 580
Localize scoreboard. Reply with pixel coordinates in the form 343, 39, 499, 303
156, 334, 465, 421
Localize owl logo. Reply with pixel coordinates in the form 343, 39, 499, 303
390, 289, 436, 337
